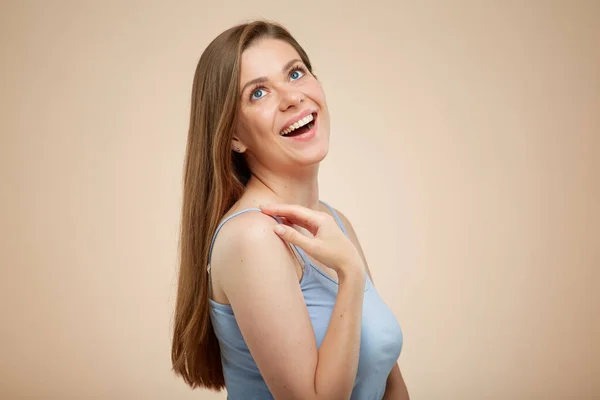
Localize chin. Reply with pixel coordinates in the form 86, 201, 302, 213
314, 144, 329, 163
298, 142, 329, 167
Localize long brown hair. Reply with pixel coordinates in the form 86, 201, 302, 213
171, 20, 314, 390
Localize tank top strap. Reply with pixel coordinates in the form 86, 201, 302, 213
319, 200, 349, 237
207, 208, 309, 275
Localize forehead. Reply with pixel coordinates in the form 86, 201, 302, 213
239, 38, 301, 84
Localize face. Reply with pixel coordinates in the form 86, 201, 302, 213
233, 38, 330, 174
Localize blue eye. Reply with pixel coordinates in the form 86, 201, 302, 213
290, 68, 305, 81
250, 88, 266, 100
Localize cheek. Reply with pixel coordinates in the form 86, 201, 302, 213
308, 81, 327, 107
248, 110, 276, 142
239, 107, 277, 144
256, 107, 275, 129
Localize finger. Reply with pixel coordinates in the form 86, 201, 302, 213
260, 204, 321, 233
279, 217, 294, 227
273, 224, 315, 253
270, 215, 290, 226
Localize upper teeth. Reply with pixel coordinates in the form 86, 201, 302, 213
281, 113, 314, 135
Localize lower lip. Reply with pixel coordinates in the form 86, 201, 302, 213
282, 115, 318, 142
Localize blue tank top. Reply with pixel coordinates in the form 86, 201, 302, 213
208, 201, 403, 399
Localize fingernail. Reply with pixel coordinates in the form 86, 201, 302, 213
273, 225, 285, 235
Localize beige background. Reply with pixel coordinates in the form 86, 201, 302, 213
1, 0, 598, 399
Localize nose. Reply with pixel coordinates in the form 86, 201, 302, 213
278, 86, 304, 111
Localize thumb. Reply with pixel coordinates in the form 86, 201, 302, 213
273, 224, 313, 252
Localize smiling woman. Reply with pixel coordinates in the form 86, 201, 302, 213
171, 20, 409, 400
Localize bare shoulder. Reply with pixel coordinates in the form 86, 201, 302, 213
211, 210, 281, 264
209, 210, 300, 302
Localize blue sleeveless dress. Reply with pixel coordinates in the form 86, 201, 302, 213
208, 201, 403, 399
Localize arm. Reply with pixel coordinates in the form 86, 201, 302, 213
383, 363, 410, 400
211, 211, 365, 400
334, 208, 410, 400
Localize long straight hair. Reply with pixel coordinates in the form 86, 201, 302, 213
171, 20, 314, 390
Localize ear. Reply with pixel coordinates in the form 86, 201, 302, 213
231, 136, 246, 154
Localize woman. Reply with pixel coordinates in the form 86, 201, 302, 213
171, 20, 409, 399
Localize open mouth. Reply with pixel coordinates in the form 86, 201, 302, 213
280, 113, 317, 138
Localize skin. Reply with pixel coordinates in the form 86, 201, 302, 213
209, 38, 408, 399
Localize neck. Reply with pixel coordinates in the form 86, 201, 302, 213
244, 165, 321, 211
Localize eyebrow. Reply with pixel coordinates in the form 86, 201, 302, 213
240, 58, 303, 97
